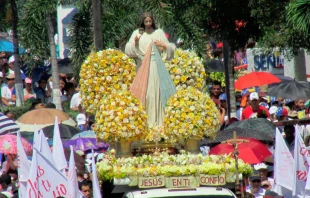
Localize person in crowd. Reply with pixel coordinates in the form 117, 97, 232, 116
268, 106, 278, 122
45, 102, 56, 109
241, 92, 270, 120
305, 135, 310, 147
77, 105, 87, 131
34, 78, 51, 104
70, 88, 81, 112
62, 82, 75, 102
23, 77, 36, 101
210, 81, 222, 106
79, 181, 92, 198
3, 111, 14, 121
246, 170, 266, 197
275, 107, 288, 122
1, 154, 17, 175
1, 72, 15, 107
264, 190, 281, 197
0, 63, 9, 79
284, 125, 295, 156
244, 192, 255, 198
253, 163, 274, 190
29, 98, 45, 111
0, 174, 12, 196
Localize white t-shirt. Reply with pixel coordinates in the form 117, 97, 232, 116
1, 84, 14, 105
246, 188, 266, 198
70, 92, 81, 109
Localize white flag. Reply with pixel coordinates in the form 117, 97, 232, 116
26, 148, 68, 198
274, 128, 294, 190
293, 126, 310, 197
39, 129, 54, 165
67, 146, 80, 198
33, 124, 40, 149
25, 148, 38, 198
17, 131, 31, 198
91, 150, 102, 198
52, 116, 67, 173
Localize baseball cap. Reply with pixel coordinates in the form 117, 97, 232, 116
254, 163, 268, 170
8, 56, 15, 63
275, 107, 288, 117
250, 170, 261, 182
250, 92, 259, 100
270, 96, 278, 104
285, 99, 293, 104
25, 77, 32, 84
219, 93, 227, 101
260, 102, 269, 109
6, 72, 15, 79
269, 106, 278, 115
76, 113, 86, 125
241, 89, 250, 96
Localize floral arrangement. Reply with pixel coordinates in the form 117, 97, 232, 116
93, 91, 148, 142
209, 72, 225, 87
79, 49, 136, 113
164, 87, 220, 142
96, 152, 253, 181
145, 125, 169, 143
165, 49, 207, 92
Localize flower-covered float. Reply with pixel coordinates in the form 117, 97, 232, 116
79, 48, 253, 189
97, 152, 253, 188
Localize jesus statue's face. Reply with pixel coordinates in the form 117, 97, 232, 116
144, 17, 153, 29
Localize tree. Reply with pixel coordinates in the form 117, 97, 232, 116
10, 0, 23, 107
287, 0, 310, 36
19, 0, 62, 110
0, 0, 24, 106
91, 0, 103, 51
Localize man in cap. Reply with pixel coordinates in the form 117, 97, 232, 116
241, 92, 270, 120
275, 107, 288, 122
247, 170, 266, 197
254, 163, 274, 190
1, 72, 15, 106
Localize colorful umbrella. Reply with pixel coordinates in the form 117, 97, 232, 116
209, 138, 272, 164
0, 37, 25, 53
0, 134, 32, 155
235, 72, 281, 90
71, 130, 96, 139
16, 108, 76, 132
63, 137, 109, 152
0, 113, 20, 134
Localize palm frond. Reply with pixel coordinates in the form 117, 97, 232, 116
287, 0, 310, 35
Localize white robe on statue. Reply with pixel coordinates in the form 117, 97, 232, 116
125, 28, 175, 126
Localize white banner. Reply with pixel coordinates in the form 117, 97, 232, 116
67, 146, 81, 198
39, 129, 54, 164
17, 131, 31, 198
52, 117, 67, 173
92, 150, 102, 198
274, 128, 294, 190
293, 126, 310, 197
26, 148, 68, 198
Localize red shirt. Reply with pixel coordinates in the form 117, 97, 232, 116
241, 105, 270, 120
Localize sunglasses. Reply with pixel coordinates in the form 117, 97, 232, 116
6, 78, 15, 81
252, 180, 261, 183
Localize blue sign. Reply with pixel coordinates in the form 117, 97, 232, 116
253, 54, 284, 71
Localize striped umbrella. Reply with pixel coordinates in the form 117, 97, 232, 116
0, 113, 19, 134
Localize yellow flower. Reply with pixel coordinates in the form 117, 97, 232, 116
164, 87, 220, 142
80, 50, 136, 113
